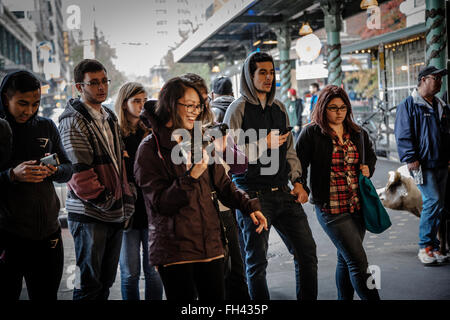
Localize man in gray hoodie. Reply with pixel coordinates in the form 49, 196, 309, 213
223, 52, 317, 300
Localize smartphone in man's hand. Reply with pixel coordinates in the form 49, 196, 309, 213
280, 126, 293, 135
40, 153, 60, 167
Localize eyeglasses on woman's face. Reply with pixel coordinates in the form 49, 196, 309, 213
177, 102, 204, 113
326, 105, 348, 113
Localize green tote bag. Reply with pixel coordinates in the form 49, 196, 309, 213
358, 131, 392, 234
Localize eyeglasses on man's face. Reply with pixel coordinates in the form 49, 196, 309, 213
77, 79, 111, 87
177, 102, 204, 113
327, 105, 348, 113
425, 75, 442, 82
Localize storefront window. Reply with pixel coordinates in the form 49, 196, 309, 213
393, 45, 408, 87
384, 37, 425, 107
408, 38, 426, 87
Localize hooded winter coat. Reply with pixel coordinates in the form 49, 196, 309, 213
0, 70, 73, 240
223, 52, 306, 191
58, 98, 135, 224
134, 103, 261, 266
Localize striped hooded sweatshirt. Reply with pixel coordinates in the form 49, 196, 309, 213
58, 98, 136, 223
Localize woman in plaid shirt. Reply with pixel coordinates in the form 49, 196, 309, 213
295, 85, 380, 300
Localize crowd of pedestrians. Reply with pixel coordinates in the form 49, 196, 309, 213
0, 51, 448, 301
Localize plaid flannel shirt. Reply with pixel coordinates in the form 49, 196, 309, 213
324, 132, 361, 215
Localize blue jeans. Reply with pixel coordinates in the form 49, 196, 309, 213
68, 219, 123, 300
417, 167, 448, 249
119, 228, 163, 300
237, 189, 317, 300
315, 206, 380, 300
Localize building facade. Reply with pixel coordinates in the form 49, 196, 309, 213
0, 3, 33, 73
3, 0, 68, 82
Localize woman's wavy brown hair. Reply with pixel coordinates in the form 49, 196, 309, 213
311, 85, 361, 137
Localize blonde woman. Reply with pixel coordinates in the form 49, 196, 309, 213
115, 82, 163, 300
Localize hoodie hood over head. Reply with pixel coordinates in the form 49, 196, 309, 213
0, 70, 41, 125
240, 52, 277, 107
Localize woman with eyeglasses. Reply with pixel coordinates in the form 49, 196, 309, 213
180, 73, 252, 300
114, 82, 163, 300
134, 77, 267, 300
295, 85, 380, 300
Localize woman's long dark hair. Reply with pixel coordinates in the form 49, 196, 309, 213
155, 77, 205, 129
311, 85, 360, 137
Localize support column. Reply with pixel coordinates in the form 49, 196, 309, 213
272, 23, 292, 109
425, 0, 447, 96
321, 0, 344, 86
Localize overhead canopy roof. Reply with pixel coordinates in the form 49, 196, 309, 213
173, 0, 390, 64
342, 22, 427, 53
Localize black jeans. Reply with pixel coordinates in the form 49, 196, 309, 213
0, 229, 64, 300
237, 188, 318, 300
222, 210, 250, 300
158, 258, 225, 300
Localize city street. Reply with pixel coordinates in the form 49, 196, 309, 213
1, 0, 448, 307
19, 158, 450, 300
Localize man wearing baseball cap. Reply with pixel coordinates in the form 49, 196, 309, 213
394, 65, 450, 265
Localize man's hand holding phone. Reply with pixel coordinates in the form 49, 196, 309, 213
11, 160, 50, 183
39, 153, 59, 177
266, 127, 292, 149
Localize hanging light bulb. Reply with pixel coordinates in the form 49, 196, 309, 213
211, 65, 220, 73
299, 22, 313, 36
360, 0, 378, 10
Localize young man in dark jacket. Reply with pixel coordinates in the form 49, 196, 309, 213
0, 70, 73, 300
395, 66, 450, 265
223, 52, 318, 300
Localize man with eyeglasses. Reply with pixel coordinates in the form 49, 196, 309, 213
58, 59, 136, 299
395, 66, 450, 265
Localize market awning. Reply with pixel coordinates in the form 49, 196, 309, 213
173, 0, 380, 64
342, 22, 427, 53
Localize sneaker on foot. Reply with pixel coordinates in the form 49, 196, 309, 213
418, 246, 436, 264
432, 250, 447, 263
